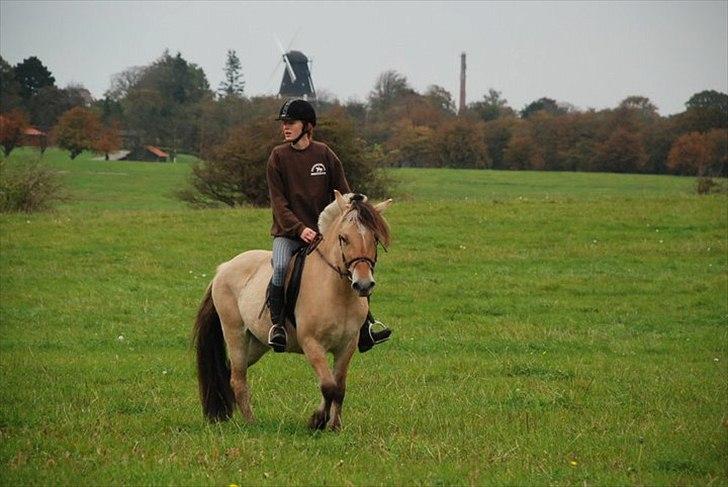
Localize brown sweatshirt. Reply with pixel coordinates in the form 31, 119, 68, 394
266, 141, 351, 239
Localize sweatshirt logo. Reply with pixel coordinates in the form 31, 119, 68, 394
310, 163, 327, 176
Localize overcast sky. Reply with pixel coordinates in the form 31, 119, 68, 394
1, 1, 726, 115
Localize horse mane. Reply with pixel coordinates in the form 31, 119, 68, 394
318, 193, 391, 246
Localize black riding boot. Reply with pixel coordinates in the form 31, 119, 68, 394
267, 282, 287, 353
358, 311, 392, 353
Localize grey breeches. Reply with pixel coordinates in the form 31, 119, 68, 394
271, 237, 305, 286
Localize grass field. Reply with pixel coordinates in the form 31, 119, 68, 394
1, 148, 726, 485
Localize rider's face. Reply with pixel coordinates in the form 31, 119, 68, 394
282, 120, 304, 142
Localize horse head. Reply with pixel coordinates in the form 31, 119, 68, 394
318, 190, 392, 297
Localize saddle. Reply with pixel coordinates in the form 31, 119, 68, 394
281, 246, 308, 328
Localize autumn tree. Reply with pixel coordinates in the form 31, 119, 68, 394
386, 119, 437, 167
54, 107, 101, 159
667, 130, 728, 176
591, 127, 648, 173
94, 121, 122, 160
504, 123, 545, 170
434, 118, 489, 169
218, 49, 245, 98
0, 109, 29, 156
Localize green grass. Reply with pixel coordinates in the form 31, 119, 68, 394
1, 148, 726, 485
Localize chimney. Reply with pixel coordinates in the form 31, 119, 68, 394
459, 52, 466, 115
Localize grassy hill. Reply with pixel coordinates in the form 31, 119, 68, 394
1, 148, 726, 485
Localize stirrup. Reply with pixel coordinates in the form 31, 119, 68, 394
368, 320, 391, 344
267, 325, 286, 353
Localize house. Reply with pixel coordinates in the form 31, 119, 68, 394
21, 127, 48, 150
123, 145, 170, 162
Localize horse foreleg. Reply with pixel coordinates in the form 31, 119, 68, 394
329, 337, 357, 431
300, 338, 339, 430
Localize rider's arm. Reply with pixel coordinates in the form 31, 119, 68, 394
266, 152, 305, 237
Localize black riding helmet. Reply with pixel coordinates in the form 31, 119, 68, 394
276, 99, 317, 126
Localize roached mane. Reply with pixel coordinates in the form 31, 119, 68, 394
318, 193, 391, 246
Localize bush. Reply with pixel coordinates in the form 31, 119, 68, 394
178, 111, 391, 208
0, 156, 65, 212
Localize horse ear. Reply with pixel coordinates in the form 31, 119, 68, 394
334, 190, 348, 212
373, 198, 393, 213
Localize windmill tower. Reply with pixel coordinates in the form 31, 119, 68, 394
275, 37, 316, 101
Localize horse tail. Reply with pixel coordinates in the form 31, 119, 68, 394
193, 285, 235, 422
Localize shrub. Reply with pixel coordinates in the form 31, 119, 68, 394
0, 109, 29, 156
179, 111, 391, 208
0, 156, 65, 212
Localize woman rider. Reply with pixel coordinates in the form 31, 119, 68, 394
265, 98, 392, 353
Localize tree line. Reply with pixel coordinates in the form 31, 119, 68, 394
1, 51, 726, 180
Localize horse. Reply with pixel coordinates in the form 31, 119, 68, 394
192, 190, 392, 431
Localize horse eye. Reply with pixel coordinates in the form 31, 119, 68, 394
339, 235, 349, 245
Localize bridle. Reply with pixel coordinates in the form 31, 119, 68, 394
311, 233, 383, 282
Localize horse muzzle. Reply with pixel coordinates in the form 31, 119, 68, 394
352, 279, 375, 297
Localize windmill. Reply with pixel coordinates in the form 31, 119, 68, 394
274, 36, 316, 101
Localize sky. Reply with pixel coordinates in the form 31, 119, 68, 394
1, 1, 726, 116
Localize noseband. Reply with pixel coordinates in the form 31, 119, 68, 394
312, 234, 379, 282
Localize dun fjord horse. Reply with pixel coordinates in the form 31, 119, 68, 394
193, 191, 392, 431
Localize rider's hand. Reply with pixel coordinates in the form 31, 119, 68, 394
300, 227, 317, 243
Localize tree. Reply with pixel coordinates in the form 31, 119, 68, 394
483, 116, 518, 169
619, 96, 658, 115
120, 51, 212, 153
591, 127, 648, 173
106, 66, 147, 102
54, 107, 101, 159
386, 119, 437, 167
504, 125, 545, 170
93, 121, 122, 160
520, 97, 567, 119
0, 56, 22, 112
0, 109, 29, 156
368, 70, 413, 114
424, 85, 456, 115
13, 56, 55, 100
679, 90, 728, 133
469, 89, 512, 122
667, 130, 727, 176
434, 118, 490, 169
218, 49, 245, 98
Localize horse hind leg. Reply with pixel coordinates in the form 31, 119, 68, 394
215, 287, 258, 423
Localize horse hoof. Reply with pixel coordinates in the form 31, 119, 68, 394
308, 410, 329, 430
328, 418, 341, 432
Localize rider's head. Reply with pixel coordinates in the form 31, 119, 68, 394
276, 99, 316, 145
